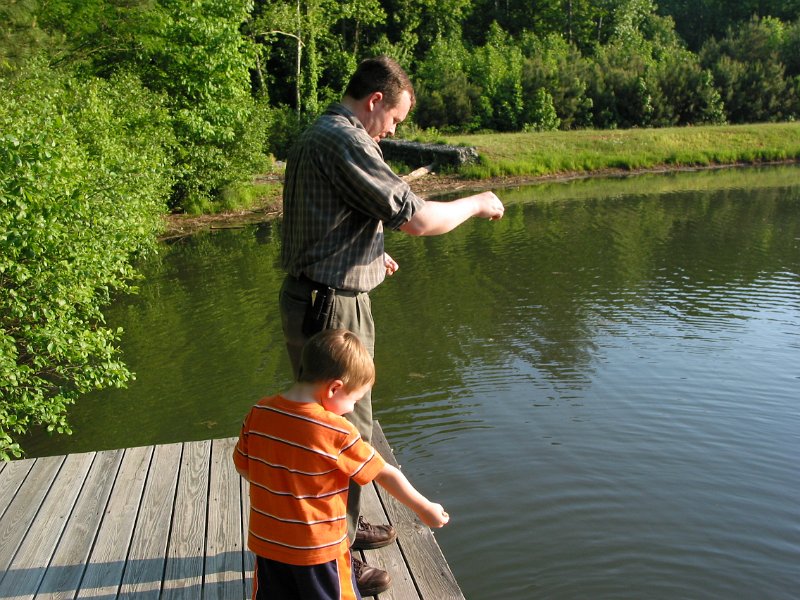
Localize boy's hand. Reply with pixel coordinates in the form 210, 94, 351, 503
384, 252, 399, 275
419, 502, 449, 528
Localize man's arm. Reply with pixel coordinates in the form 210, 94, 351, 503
399, 190, 504, 236
374, 464, 449, 528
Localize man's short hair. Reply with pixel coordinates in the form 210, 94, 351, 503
344, 55, 415, 108
298, 329, 376, 389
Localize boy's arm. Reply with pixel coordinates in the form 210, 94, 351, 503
232, 430, 250, 481
234, 461, 250, 481
374, 464, 449, 528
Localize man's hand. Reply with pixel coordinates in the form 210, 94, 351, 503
474, 191, 505, 220
384, 253, 399, 276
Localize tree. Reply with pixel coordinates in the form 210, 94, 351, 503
1, 62, 173, 459
379, 0, 472, 58
18, 0, 267, 212
0, 0, 60, 72
658, 0, 800, 51
520, 33, 593, 129
250, 0, 386, 117
468, 23, 525, 131
701, 16, 797, 123
414, 37, 481, 131
650, 48, 725, 126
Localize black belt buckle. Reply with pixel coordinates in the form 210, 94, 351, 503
302, 282, 335, 336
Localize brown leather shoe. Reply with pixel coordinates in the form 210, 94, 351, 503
352, 556, 391, 596
352, 516, 397, 550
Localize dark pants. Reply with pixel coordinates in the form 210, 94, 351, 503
278, 274, 375, 544
253, 552, 361, 600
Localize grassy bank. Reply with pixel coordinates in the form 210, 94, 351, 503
171, 122, 800, 234
440, 122, 800, 179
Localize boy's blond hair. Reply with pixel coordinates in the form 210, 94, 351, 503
297, 329, 375, 389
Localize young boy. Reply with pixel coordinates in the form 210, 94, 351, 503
233, 328, 449, 600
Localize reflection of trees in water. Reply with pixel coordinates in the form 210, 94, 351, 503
377, 180, 800, 410
25, 172, 800, 455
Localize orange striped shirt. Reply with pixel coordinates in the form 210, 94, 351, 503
233, 394, 385, 565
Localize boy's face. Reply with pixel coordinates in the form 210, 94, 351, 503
323, 383, 371, 416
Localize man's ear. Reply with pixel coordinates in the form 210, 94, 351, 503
366, 91, 383, 111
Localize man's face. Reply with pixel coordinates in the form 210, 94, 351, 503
363, 90, 413, 142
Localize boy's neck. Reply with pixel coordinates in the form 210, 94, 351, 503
282, 382, 325, 406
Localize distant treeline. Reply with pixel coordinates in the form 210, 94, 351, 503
1, 1, 799, 458
2, 0, 799, 210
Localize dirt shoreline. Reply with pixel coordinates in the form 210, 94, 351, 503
160, 161, 793, 239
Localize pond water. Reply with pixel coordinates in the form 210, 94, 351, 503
24, 165, 800, 599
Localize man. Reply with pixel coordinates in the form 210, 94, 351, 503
279, 55, 504, 596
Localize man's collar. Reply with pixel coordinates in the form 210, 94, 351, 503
325, 102, 367, 132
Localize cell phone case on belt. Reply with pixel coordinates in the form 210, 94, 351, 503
302, 286, 335, 336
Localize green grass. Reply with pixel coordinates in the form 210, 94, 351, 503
444, 123, 800, 180
212, 181, 283, 214
225, 123, 800, 216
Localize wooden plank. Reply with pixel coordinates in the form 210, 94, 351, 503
118, 442, 182, 598
161, 439, 211, 600
0, 431, 463, 600
204, 437, 246, 600
0, 451, 95, 599
371, 423, 465, 600
358, 481, 419, 600
36, 449, 124, 600
76, 445, 152, 599
241, 476, 255, 591
0, 458, 34, 519
0, 455, 64, 575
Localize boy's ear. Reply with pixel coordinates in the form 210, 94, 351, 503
326, 379, 345, 398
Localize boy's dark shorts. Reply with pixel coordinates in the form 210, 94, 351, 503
253, 551, 360, 600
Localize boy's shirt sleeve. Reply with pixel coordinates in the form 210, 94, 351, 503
337, 428, 386, 486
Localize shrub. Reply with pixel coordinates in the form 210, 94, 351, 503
701, 16, 797, 123
413, 36, 482, 132
520, 33, 593, 129
468, 23, 525, 131
0, 61, 172, 459
651, 49, 726, 126
522, 88, 561, 132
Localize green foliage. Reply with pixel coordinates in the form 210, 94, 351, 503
522, 89, 561, 132
250, 0, 385, 116
414, 37, 481, 131
781, 18, 800, 79
658, 0, 800, 51
467, 23, 525, 131
264, 104, 314, 159
135, 0, 267, 211
585, 43, 655, 128
651, 49, 726, 126
0, 61, 172, 460
22, 0, 269, 212
520, 33, 593, 130
701, 16, 798, 123
0, 0, 60, 72
217, 180, 283, 213
409, 7, 799, 133
6, 0, 800, 141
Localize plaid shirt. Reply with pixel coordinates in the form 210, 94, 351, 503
280, 103, 426, 292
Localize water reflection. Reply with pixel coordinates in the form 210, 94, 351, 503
22, 166, 800, 599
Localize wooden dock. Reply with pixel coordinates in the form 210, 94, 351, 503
0, 422, 464, 599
